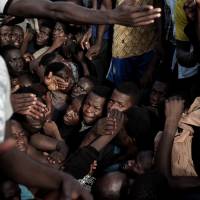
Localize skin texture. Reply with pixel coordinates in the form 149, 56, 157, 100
107, 89, 134, 112
82, 92, 105, 125
0, 26, 12, 47
149, 81, 167, 108
36, 26, 51, 46
155, 98, 200, 189
11, 25, 24, 49
6, 0, 161, 26
71, 77, 94, 98
4, 49, 24, 77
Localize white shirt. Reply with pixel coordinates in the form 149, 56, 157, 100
0, 56, 13, 142
0, 0, 8, 14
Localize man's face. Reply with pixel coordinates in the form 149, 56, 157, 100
64, 98, 82, 126
0, 26, 12, 47
6, 49, 24, 76
71, 78, 93, 98
36, 26, 51, 46
1, 181, 21, 200
11, 27, 24, 48
53, 22, 65, 40
149, 81, 167, 108
82, 92, 105, 125
107, 89, 133, 112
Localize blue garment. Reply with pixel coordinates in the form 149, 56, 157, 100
19, 185, 34, 200
91, 25, 111, 40
107, 50, 155, 86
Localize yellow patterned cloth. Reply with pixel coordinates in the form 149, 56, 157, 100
112, 0, 157, 58
175, 0, 189, 41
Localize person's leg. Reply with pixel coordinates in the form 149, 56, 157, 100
91, 39, 111, 83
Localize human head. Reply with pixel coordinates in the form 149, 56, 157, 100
0, 181, 21, 200
10, 120, 28, 152
93, 172, 128, 200
14, 87, 48, 133
82, 86, 110, 125
107, 82, 139, 112
123, 151, 154, 175
2, 46, 25, 77
53, 22, 67, 40
44, 62, 73, 92
71, 77, 94, 98
11, 25, 24, 48
0, 25, 12, 47
64, 95, 85, 126
36, 21, 53, 46
149, 81, 167, 108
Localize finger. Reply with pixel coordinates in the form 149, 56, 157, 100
133, 13, 161, 25
35, 100, 47, 108
132, 8, 161, 20
0, 139, 16, 155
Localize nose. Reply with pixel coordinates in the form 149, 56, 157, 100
109, 102, 118, 111
85, 106, 93, 113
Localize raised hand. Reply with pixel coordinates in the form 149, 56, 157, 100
80, 28, 92, 50
11, 93, 47, 119
114, 2, 161, 26
86, 42, 102, 60
165, 97, 185, 123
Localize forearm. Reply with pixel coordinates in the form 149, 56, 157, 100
8, 0, 113, 25
156, 117, 179, 178
80, 129, 98, 147
30, 134, 57, 151
0, 148, 63, 189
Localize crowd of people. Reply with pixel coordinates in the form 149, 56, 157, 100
0, 0, 200, 199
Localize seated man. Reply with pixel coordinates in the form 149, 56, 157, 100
62, 85, 111, 152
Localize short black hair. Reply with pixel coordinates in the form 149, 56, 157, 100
125, 107, 153, 151
39, 52, 58, 66
44, 62, 66, 76
117, 82, 139, 103
40, 20, 55, 30
0, 45, 19, 58
14, 86, 43, 98
13, 25, 24, 32
92, 85, 112, 99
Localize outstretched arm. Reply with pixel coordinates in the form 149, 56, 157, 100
6, 0, 161, 26
0, 146, 92, 200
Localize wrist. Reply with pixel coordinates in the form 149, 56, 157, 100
107, 10, 116, 24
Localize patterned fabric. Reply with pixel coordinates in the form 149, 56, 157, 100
112, 0, 157, 58
175, 0, 189, 41
0, 56, 13, 142
107, 50, 154, 86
